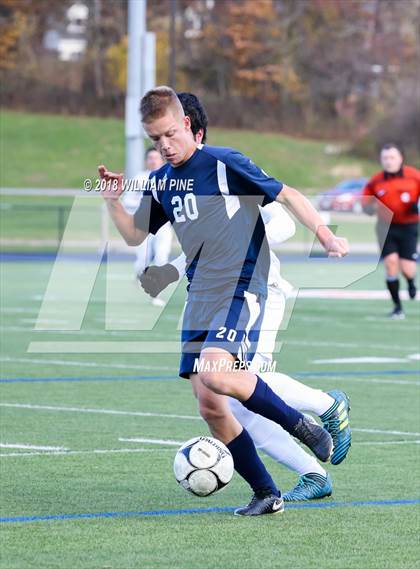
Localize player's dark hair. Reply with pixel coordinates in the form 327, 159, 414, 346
177, 92, 208, 144
140, 86, 184, 123
145, 146, 159, 158
380, 142, 404, 158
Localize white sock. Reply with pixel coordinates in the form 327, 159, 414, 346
229, 398, 326, 477
260, 372, 334, 416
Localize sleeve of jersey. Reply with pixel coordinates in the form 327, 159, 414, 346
223, 151, 283, 204
362, 180, 374, 196
133, 190, 169, 235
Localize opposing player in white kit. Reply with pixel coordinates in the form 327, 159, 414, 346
122, 147, 173, 305
138, 93, 351, 501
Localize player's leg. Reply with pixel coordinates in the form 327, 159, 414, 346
180, 303, 282, 516
228, 397, 332, 501
198, 346, 332, 463
399, 223, 418, 300
377, 221, 404, 317
252, 285, 335, 416
260, 372, 351, 466
237, 285, 333, 494
401, 258, 417, 299
190, 373, 284, 516
249, 285, 350, 466
384, 252, 404, 317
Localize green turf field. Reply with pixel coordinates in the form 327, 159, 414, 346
0, 257, 419, 569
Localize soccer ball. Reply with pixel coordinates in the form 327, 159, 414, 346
173, 436, 234, 497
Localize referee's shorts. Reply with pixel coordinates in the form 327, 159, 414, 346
376, 221, 418, 261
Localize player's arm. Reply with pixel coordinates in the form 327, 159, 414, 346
276, 185, 349, 257
98, 165, 147, 246
361, 180, 376, 216
220, 149, 347, 256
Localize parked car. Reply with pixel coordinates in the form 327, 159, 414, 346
318, 178, 368, 213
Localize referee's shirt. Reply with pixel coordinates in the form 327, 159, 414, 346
362, 165, 420, 225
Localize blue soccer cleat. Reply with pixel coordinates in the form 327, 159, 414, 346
283, 472, 333, 502
320, 390, 352, 465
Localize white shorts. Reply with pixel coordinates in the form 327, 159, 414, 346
250, 283, 287, 371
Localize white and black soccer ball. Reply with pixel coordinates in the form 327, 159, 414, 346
173, 436, 234, 497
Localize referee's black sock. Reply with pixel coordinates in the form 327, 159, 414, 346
405, 276, 417, 299
386, 277, 401, 309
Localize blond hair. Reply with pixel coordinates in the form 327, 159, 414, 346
140, 86, 184, 123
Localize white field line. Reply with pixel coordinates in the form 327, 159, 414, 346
286, 340, 420, 352
1, 441, 419, 458
2, 403, 419, 439
0, 403, 201, 421
0, 326, 144, 339
119, 437, 183, 446
313, 356, 419, 364
355, 440, 420, 446
353, 428, 420, 437
0, 448, 174, 458
0, 356, 174, 372
297, 289, 419, 301
0, 443, 68, 451
0, 326, 169, 338
300, 377, 420, 386
1, 358, 418, 386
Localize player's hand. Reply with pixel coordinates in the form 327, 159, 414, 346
138, 264, 179, 297
97, 165, 124, 200
325, 236, 349, 258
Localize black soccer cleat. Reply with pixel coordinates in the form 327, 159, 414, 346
389, 307, 405, 320
408, 281, 417, 300
292, 416, 333, 463
234, 491, 284, 517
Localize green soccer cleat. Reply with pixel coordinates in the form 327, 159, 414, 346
320, 390, 352, 465
283, 472, 333, 502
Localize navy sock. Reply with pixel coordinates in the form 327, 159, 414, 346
227, 428, 278, 495
243, 375, 303, 434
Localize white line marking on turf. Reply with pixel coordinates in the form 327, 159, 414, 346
312, 357, 415, 364
286, 340, 420, 352
408, 354, 420, 361
355, 440, 420, 446
119, 437, 183, 446
298, 289, 419, 301
353, 428, 420, 437
0, 357, 174, 372
302, 376, 420, 386
0, 443, 69, 451
0, 448, 174, 458
3, 403, 418, 439
0, 403, 201, 421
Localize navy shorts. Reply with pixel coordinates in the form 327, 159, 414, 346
179, 290, 266, 379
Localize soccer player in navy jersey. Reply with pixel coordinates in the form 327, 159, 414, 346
138, 92, 351, 501
98, 86, 349, 516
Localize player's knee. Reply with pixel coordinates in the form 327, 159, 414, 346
198, 371, 229, 394
198, 399, 226, 425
